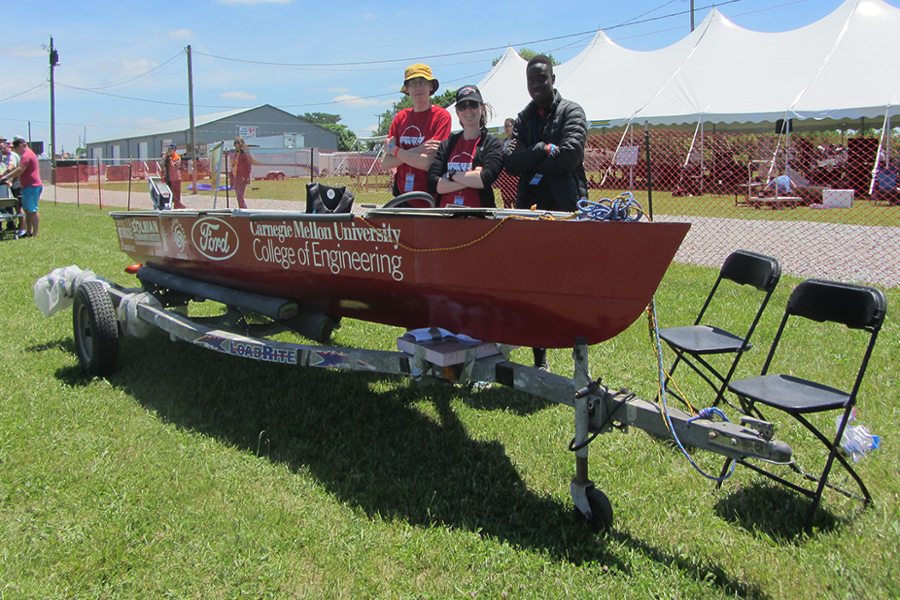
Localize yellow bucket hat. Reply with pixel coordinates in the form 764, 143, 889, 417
400, 63, 439, 95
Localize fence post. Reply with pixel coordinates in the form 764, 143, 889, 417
127, 162, 132, 211
225, 152, 230, 208
97, 159, 103, 210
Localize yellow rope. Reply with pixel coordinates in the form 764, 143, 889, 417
645, 303, 697, 416
356, 208, 576, 253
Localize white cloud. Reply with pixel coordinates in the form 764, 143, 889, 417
220, 91, 258, 100
168, 29, 194, 39
0, 45, 46, 58
362, 13, 377, 20
332, 94, 392, 108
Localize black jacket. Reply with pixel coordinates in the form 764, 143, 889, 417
427, 127, 503, 208
502, 90, 588, 211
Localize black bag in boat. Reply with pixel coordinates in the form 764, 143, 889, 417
306, 182, 354, 214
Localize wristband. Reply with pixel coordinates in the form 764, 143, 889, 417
445, 170, 456, 181
545, 143, 557, 154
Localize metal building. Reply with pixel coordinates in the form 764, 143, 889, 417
85, 104, 337, 161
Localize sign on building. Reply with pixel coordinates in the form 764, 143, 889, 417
238, 127, 257, 140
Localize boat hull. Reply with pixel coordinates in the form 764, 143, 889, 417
111, 209, 689, 348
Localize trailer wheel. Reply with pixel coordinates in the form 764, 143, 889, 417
577, 487, 613, 530
275, 172, 285, 181
73, 280, 119, 377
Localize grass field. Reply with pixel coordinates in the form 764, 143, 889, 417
1, 203, 898, 599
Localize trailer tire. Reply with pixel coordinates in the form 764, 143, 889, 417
577, 487, 613, 530
73, 281, 119, 377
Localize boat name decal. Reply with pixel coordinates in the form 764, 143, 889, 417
191, 218, 238, 261
250, 220, 404, 280
252, 238, 404, 280
194, 334, 297, 364
331, 222, 400, 247
251, 220, 400, 248
131, 219, 162, 247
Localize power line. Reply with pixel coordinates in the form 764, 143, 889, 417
0, 83, 47, 104
67, 51, 184, 92
193, 0, 750, 70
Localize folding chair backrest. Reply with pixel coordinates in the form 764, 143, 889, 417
695, 250, 781, 325
762, 279, 887, 393
787, 279, 887, 331
720, 250, 782, 291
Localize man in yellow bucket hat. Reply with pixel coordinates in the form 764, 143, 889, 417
381, 63, 452, 206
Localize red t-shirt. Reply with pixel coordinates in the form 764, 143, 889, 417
388, 105, 452, 198
439, 136, 481, 208
17, 148, 42, 188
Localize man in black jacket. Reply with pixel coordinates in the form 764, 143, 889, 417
502, 54, 588, 212
503, 54, 589, 370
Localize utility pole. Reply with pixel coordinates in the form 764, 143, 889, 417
49, 37, 59, 181
187, 45, 197, 195
690, 0, 695, 31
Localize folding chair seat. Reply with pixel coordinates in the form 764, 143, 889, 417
721, 279, 887, 534
659, 249, 781, 411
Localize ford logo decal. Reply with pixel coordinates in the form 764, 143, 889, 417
191, 217, 239, 260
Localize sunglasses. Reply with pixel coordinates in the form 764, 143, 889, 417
456, 100, 481, 111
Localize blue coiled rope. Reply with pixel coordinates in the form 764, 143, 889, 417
576, 192, 645, 222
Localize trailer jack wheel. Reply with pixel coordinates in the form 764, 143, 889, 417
73, 280, 119, 377
576, 486, 613, 530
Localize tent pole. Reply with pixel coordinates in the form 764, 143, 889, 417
869, 109, 891, 196
645, 121, 653, 221
629, 126, 635, 189
699, 121, 705, 195
601, 122, 632, 189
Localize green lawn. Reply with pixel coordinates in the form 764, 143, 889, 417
1, 203, 898, 599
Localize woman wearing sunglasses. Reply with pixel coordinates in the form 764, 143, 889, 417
427, 85, 503, 208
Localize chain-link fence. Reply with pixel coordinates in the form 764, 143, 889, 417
48, 128, 900, 288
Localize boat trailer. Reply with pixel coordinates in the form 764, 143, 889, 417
36, 265, 792, 529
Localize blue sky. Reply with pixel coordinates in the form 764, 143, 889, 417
2, 0, 896, 154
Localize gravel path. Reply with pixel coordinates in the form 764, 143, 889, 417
43, 185, 900, 289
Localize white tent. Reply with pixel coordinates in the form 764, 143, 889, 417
478, 0, 900, 131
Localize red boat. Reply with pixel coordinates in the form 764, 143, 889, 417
110, 207, 689, 348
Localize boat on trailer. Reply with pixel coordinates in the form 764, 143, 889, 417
109, 206, 691, 349
35, 205, 798, 530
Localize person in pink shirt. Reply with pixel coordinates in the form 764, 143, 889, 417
231, 137, 252, 209
0, 136, 41, 237
381, 63, 452, 206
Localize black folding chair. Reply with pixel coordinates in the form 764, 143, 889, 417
659, 250, 781, 412
721, 279, 887, 534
